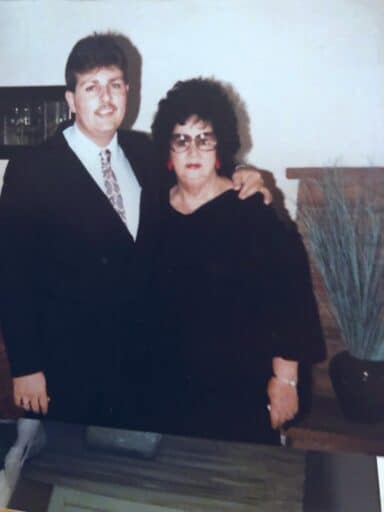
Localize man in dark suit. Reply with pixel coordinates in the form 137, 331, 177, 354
0, 33, 266, 428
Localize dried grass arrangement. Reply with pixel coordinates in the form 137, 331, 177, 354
298, 168, 384, 361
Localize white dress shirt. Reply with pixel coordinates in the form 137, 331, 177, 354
63, 123, 141, 240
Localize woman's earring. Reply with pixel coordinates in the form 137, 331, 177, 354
215, 158, 221, 170
167, 159, 174, 172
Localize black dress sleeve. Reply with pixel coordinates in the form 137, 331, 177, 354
246, 195, 326, 364
0, 149, 46, 377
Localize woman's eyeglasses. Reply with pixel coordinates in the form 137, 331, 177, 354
170, 132, 217, 153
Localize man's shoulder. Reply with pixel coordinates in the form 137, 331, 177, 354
117, 129, 153, 153
4, 132, 73, 185
16, 131, 70, 163
38, 131, 69, 153
118, 129, 159, 188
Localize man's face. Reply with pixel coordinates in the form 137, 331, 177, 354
65, 66, 128, 147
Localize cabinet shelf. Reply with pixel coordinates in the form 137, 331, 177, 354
0, 86, 70, 159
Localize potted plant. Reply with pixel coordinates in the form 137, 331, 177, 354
298, 168, 384, 422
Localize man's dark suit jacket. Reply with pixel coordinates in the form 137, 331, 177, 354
0, 129, 162, 426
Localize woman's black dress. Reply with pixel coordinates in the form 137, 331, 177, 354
152, 190, 325, 444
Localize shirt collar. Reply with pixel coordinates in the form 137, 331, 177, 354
70, 123, 119, 157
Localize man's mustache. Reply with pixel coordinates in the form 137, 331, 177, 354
95, 104, 117, 114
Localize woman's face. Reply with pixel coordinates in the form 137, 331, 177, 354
169, 116, 218, 187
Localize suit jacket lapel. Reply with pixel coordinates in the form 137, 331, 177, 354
49, 132, 134, 244
117, 130, 158, 245
117, 130, 145, 187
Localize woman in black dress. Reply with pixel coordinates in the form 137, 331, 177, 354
151, 78, 325, 445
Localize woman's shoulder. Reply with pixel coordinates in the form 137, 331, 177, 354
237, 193, 279, 224
238, 194, 304, 243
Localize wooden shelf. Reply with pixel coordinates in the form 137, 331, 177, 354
286, 395, 384, 456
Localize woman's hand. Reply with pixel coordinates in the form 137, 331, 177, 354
267, 375, 299, 429
232, 166, 272, 203
13, 371, 50, 415
267, 357, 299, 429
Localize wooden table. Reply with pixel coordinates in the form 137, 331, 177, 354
12, 421, 306, 511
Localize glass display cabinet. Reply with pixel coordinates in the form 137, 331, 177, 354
0, 86, 70, 159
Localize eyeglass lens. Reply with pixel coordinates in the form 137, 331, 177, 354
170, 132, 217, 152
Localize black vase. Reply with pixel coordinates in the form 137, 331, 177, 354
329, 350, 384, 423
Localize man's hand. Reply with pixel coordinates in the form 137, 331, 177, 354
13, 372, 49, 415
232, 166, 272, 203
267, 376, 299, 429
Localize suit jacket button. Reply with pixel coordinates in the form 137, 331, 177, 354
101, 256, 109, 265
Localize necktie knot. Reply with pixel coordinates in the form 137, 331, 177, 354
100, 148, 111, 168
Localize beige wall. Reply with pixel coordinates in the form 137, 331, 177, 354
1, 0, 384, 213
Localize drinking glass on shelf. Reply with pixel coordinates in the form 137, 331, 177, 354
3, 106, 21, 145
44, 100, 70, 139
2, 96, 70, 146
3, 104, 40, 145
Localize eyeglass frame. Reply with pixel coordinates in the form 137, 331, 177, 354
169, 131, 218, 153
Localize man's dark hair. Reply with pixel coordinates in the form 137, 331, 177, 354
151, 78, 240, 177
65, 32, 128, 91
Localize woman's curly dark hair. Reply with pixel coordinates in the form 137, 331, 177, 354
151, 78, 240, 177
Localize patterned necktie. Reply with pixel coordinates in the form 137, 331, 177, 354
100, 149, 127, 224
